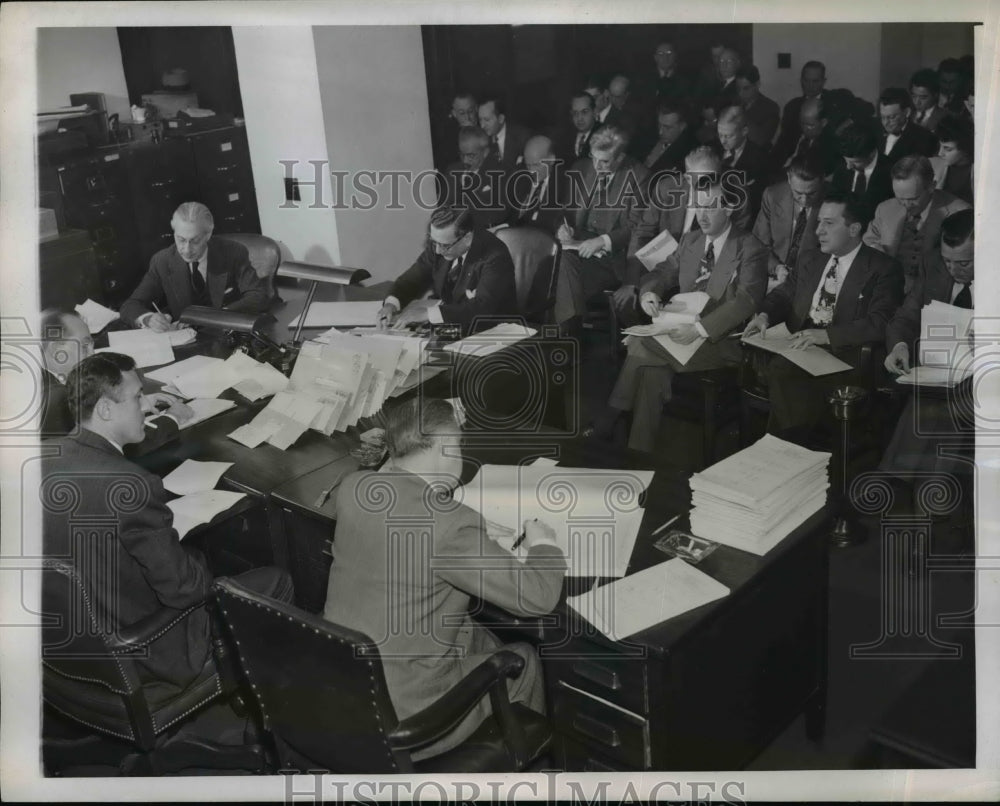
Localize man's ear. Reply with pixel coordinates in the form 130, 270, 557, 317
93, 395, 113, 422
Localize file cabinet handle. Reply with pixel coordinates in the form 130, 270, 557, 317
572, 713, 620, 748
572, 660, 621, 691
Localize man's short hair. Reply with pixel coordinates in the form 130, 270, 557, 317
172, 201, 214, 231
822, 189, 869, 229
583, 74, 609, 93
938, 57, 962, 75
656, 100, 687, 120
936, 114, 974, 156
717, 105, 746, 128
802, 60, 826, 76
571, 90, 596, 110
66, 352, 136, 425
787, 153, 825, 182
453, 90, 477, 105
589, 124, 629, 154
940, 208, 973, 247
685, 144, 722, 173
40, 309, 80, 343
735, 65, 761, 84
429, 206, 474, 238
384, 398, 459, 459
836, 120, 880, 159
458, 125, 490, 149
478, 94, 506, 117
910, 68, 940, 94
891, 154, 934, 185
879, 87, 913, 111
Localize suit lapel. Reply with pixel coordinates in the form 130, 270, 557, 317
680, 232, 707, 290
832, 247, 873, 325
169, 249, 194, 313
706, 232, 739, 298
795, 251, 827, 323
205, 240, 228, 308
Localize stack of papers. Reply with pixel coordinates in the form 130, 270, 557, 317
897, 300, 974, 388
456, 464, 654, 577
568, 558, 729, 641
688, 434, 830, 555
741, 323, 852, 376
443, 323, 537, 358
161, 459, 245, 539
74, 299, 119, 333
146, 352, 289, 401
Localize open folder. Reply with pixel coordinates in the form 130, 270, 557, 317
741, 323, 852, 376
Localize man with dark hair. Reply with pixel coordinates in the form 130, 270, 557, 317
932, 115, 974, 204
752, 154, 826, 291
910, 69, 945, 133
735, 64, 780, 149
323, 397, 566, 761
773, 61, 829, 165
832, 119, 894, 212
744, 190, 904, 436
477, 94, 531, 173
937, 58, 970, 115
559, 90, 599, 162
583, 75, 615, 127
878, 87, 938, 163
646, 42, 693, 108
439, 125, 510, 231
642, 102, 697, 177
863, 154, 970, 293
378, 206, 517, 334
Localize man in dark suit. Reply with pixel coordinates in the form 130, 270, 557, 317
120, 202, 269, 331
705, 48, 742, 114
735, 65, 780, 150
598, 181, 768, 450
439, 126, 511, 231
878, 87, 938, 164
752, 154, 826, 292
324, 398, 566, 761
716, 105, 769, 220
435, 91, 478, 171
377, 206, 517, 335
608, 74, 654, 158
509, 135, 566, 235
771, 95, 839, 180
557, 90, 599, 163
910, 69, 946, 134
773, 61, 829, 164
832, 120, 895, 214
42, 352, 293, 697
477, 94, 531, 173
644, 41, 694, 109
743, 190, 904, 435
553, 124, 648, 326
641, 102, 697, 179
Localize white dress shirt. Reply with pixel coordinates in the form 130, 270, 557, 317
807, 241, 863, 315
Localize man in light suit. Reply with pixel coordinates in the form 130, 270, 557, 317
752, 153, 825, 293
323, 398, 566, 761
121, 202, 269, 331
597, 181, 768, 451
478, 94, 531, 173
863, 155, 970, 293
744, 190, 904, 436
377, 206, 517, 335
553, 124, 648, 326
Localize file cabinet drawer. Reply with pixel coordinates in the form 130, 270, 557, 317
547, 654, 647, 714
552, 682, 650, 768
558, 738, 636, 772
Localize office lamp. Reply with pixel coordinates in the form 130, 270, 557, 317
276, 261, 371, 345
179, 306, 290, 367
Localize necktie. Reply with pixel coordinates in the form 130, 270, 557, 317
786, 207, 808, 268
808, 256, 840, 327
693, 241, 715, 290
189, 261, 207, 301
722, 150, 734, 168
953, 283, 972, 309
576, 132, 586, 156
491, 135, 501, 162
853, 169, 867, 196
442, 256, 463, 302
521, 181, 541, 218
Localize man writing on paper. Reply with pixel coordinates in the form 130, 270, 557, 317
592, 180, 767, 450
120, 202, 270, 332
376, 206, 517, 336
323, 398, 566, 761
743, 190, 903, 438
42, 353, 293, 733
38, 308, 192, 443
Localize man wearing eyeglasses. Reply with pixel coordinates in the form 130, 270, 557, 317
377, 206, 517, 335
878, 87, 938, 165
439, 126, 511, 231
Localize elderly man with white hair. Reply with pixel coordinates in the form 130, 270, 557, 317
121, 201, 269, 331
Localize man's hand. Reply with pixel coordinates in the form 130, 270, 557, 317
163, 401, 194, 423
667, 323, 701, 345
376, 302, 398, 329
520, 518, 559, 551
639, 292, 662, 320
145, 313, 175, 333
885, 342, 911, 375
742, 313, 769, 338
612, 284, 638, 312
144, 393, 194, 423
773, 263, 790, 286
789, 328, 830, 349
578, 237, 607, 259
556, 221, 575, 243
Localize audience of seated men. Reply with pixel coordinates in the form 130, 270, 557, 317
553, 124, 648, 329
440, 125, 510, 231
120, 202, 269, 331
377, 205, 517, 335
734, 64, 780, 150
743, 190, 904, 438
832, 119, 895, 213
322, 397, 566, 761
478, 93, 531, 173
863, 154, 970, 294
909, 69, 947, 134
510, 135, 566, 234
878, 87, 939, 164
593, 180, 768, 450
716, 104, 769, 220
931, 114, 974, 205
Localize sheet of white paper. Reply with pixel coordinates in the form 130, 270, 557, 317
167, 328, 197, 346
225, 352, 290, 401
177, 398, 237, 430
168, 490, 246, 539
635, 229, 678, 271
896, 366, 973, 387
105, 330, 175, 368
162, 460, 233, 496
741, 322, 853, 376
228, 419, 282, 448
171, 359, 242, 399
74, 299, 119, 333
289, 300, 385, 329
443, 323, 537, 357
647, 332, 706, 366
146, 355, 223, 385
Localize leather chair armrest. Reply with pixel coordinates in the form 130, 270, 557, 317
109, 603, 203, 654
387, 650, 526, 751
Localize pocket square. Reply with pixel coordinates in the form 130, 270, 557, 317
466, 288, 477, 300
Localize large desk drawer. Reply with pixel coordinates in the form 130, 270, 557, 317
546, 653, 647, 714
552, 681, 650, 768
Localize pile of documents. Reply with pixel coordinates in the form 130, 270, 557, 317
897, 300, 974, 388
741, 323, 852, 376
161, 459, 246, 539
147, 352, 290, 401
688, 434, 830, 555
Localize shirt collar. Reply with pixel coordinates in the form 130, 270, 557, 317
705, 223, 733, 255
829, 240, 863, 274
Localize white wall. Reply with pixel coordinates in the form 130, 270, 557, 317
881, 23, 975, 91
231, 26, 342, 267
36, 27, 130, 120
313, 26, 434, 282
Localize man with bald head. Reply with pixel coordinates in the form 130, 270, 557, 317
773, 61, 830, 164
607, 73, 654, 157
642, 102, 697, 178
771, 96, 838, 179
511, 135, 566, 234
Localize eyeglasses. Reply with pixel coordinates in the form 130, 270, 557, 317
431, 233, 468, 252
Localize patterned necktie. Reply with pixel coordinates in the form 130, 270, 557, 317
786, 207, 808, 268
953, 283, 972, 309
491, 136, 501, 162
808, 256, 840, 327
189, 261, 207, 301
576, 132, 586, 156
693, 241, 715, 290
853, 169, 867, 196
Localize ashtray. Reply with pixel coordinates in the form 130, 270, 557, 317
653, 529, 719, 563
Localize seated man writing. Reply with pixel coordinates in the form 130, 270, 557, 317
323, 398, 567, 761
120, 201, 270, 331
376, 205, 518, 335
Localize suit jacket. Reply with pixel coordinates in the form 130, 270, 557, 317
495, 122, 532, 172
642, 127, 698, 181
744, 94, 781, 150
606, 99, 655, 157
914, 105, 947, 134
773, 91, 831, 163
120, 238, 268, 327
751, 181, 823, 276
639, 226, 769, 342
567, 156, 649, 254
641, 69, 695, 109
863, 189, 971, 264
389, 228, 517, 334
41, 428, 213, 696
323, 469, 566, 758
831, 151, 895, 215
931, 157, 973, 205
770, 127, 840, 181
508, 167, 567, 236
724, 139, 769, 220
556, 125, 596, 164
760, 244, 903, 351
440, 155, 511, 231
885, 253, 959, 354
880, 121, 938, 163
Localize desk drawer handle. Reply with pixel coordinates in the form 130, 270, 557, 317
572, 661, 621, 691
572, 713, 620, 748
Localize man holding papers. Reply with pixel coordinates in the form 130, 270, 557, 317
120, 202, 270, 331
377, 205, 517, 336
744, 190, 903, 436
323, 399, 566, 761
597, 181, 768, 450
